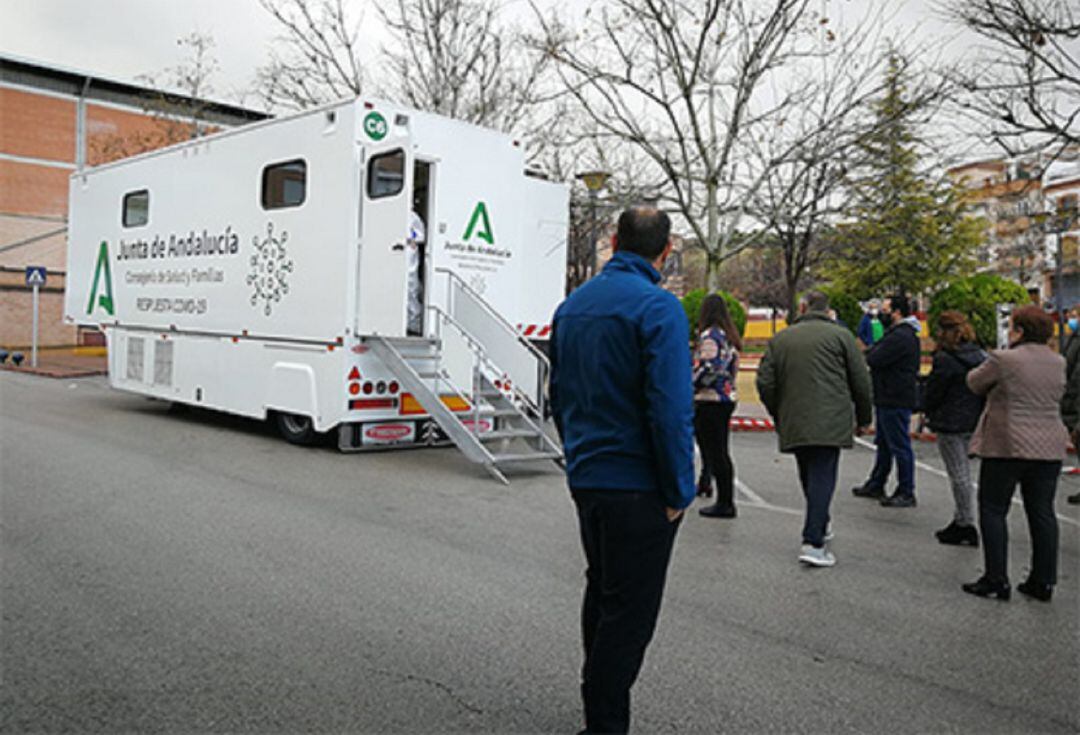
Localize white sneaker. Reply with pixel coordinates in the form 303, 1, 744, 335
799, 544, 836, 567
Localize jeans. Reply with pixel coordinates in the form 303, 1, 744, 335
571, 489, 681, 734
978, 458, 1061, 585
866, 406, 915, 496
694, 401, 736, 509
937, 432, 975, 525
793, 446, 840, 547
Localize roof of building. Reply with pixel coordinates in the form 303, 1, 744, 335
0, 53, 270, 127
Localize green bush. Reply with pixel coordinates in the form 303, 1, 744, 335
819, 287, 861, 336
929, 274, 1030, 348
682, 288, 747, 337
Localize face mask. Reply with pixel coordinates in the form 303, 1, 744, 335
869, 308, 878, 316
1070, 318, 1079, 333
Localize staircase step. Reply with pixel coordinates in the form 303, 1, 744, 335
415, 371, 445, 379
478, 428, 542, 441
490, 451, 562, 463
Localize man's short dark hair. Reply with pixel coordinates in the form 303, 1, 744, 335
802, 290, 829, 312
888, 293, 912, 317
615, 207, 671, 260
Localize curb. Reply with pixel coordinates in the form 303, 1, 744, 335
0, 365, 107, 379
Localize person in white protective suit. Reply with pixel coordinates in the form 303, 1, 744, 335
407, 210, 426, 335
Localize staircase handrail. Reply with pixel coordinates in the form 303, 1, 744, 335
434, 267, 552, 371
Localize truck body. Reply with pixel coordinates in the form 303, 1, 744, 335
64, 98, 567, 466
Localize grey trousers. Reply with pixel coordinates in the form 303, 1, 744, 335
937, 432, 975, 526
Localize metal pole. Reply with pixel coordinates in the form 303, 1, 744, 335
588, 190, 598, 279
31, 283, 40, 368
1057, 227, 1066, 353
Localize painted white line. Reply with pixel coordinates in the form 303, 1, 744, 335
734, 478, 803, 517
853, 437, 1080, 529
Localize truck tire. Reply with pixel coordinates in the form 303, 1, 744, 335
275, 412, 318, 445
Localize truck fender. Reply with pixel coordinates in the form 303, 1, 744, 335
265, 362, 318, 421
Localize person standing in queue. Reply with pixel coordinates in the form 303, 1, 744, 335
693, 294, 742, 519
549, 206, 695, 734
852, 294, 921, 507
962, 306, 1069, 602
923, 311, 987, 547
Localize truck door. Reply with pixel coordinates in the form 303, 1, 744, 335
357, 141, 413, 336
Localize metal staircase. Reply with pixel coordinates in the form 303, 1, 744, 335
366, 269, 562, 484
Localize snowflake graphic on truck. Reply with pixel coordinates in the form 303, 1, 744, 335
247, 223, 294, 316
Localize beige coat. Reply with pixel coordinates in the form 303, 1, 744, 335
967, 343, 1069, 461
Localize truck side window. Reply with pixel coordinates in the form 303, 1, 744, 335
261, 159, 307, 209
367, 150, 405, 199
122, 190, 149, 227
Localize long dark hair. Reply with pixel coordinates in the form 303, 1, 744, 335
698, 294, 743, 351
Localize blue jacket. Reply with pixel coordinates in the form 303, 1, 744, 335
549, 251, 696, 509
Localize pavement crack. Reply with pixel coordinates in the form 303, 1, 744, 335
367, 666, 485, 716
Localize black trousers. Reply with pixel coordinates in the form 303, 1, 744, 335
793, 446, 840, 547
978, 458, 1061, 585
571, 489, 681, 734
694, 401, 736, 508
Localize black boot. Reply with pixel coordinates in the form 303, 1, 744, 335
699, 503, 736, 518
935, 521, 979, 547
696, 473, 713, 498
852, 483, 884, 499
962, 576, 1010, 601
1017, 578, 1053, 602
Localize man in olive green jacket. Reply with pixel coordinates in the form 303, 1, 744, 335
757, 291, 874, 566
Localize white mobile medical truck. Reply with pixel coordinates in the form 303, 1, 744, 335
64, 98, 568, 482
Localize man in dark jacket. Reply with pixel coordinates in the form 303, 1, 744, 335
757, 291, 873, 567
853, 293, 921, 507
1062, 306, 1080, 504
550, 206, 694, 735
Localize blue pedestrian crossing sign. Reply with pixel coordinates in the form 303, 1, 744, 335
25, 266, 47, 288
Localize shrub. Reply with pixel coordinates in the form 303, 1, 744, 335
681, 288, 747, 337
929, 274, 1030, 348
819, 287, 861, 336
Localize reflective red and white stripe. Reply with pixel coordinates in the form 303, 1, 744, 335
517, 324, 552, 338
729, 417, 774, 432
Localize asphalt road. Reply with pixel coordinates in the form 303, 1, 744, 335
2, 371, 1078, 733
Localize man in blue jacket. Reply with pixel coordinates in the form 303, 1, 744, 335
550, 206, 695, 735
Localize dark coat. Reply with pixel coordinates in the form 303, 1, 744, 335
864, 319, 921, 409
1061, 333, 1080, 429
756, 311, 873, 452
924, 342, 987, 434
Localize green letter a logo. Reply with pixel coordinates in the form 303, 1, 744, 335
462, 202, 494, 245
86, 240, 115, 316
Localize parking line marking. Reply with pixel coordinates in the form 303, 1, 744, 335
734, 478, 803, 517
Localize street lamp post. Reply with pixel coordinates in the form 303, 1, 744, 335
577, 170, 610, 279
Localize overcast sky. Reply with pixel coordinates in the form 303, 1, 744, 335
1, 0, 980, 100
1, 0, 990, 159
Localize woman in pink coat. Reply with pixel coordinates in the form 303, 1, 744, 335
962, 306, 1069, 602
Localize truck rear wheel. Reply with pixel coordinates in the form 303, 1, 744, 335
275, 412, 318, 445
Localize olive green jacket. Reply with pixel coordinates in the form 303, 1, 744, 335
756, 311, 874, 452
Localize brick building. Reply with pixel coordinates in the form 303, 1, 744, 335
0, 54, 267, 349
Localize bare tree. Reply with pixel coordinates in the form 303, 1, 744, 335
255, 0, 366, 110
532, 0, 831, 289
375, 0, 551, 133
943, 0, 1079, 158
89, 32, 224, 165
